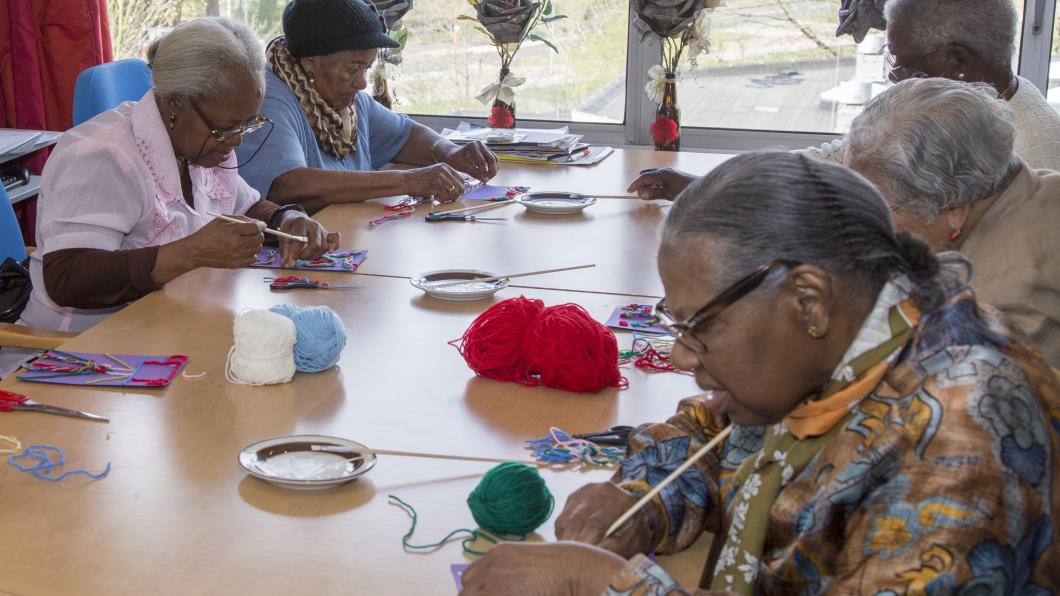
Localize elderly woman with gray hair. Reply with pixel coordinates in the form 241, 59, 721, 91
18, 17, 338, 334
844, 77, 1060, 368
460, 152, 1060, 594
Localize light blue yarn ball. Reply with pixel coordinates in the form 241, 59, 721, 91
269, 304, 347, 373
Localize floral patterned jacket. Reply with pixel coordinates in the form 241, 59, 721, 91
607, 302, 1060, 594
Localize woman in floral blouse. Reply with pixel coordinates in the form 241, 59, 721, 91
460, 152, 1060, 595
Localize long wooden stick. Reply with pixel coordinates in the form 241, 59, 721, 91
603, 424, 733, 539
427, 264, 596, 289
590, 194, 641, 200
311, 445, 540, 466
207, 211, 308, 243
431, 200, 515, 216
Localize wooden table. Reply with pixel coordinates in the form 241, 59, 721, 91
0, 148, 728, 595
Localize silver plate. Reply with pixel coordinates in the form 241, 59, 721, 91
516, 192, 597, 215
411, 269, 509, 302
238, 435, 377, 491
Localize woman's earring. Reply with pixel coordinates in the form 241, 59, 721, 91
949, 226, 962, 242
308, 77, 315, 86
808, 326, 822, 339
957, 72, 966, 80
169, 112, 176, 130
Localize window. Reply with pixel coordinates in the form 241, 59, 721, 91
393, 0, 629, 123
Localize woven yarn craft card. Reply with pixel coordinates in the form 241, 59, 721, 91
18, 350, 189, 388
605, 304, 669, 335
251, 248, 368, 272
461, 184, 529, 201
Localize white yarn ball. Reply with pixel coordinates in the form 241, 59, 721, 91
225, 309, 297, 385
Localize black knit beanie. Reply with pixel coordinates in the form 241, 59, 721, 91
283, 0, 400, 58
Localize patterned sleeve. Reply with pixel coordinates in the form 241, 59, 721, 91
611, 395, 760, 555
826, 348, 1059, 593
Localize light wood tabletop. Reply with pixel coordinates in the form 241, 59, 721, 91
0, 147, 729, 595
312, 148, 732, 297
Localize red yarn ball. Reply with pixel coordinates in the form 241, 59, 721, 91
523, 303, 626, 393
451, 297, 626, 394
450, 296, 544, 382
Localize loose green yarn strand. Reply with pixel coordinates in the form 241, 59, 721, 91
388, 495, 505, 556
467, 461, 554, 536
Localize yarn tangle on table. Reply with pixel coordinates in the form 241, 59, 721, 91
618, 334, 693, 375
270, 304, 347, 372
388, 461, 554, 555
225, 309, 297, 385
7, 444, 111, 482
450, 296, 627, 393
526, 427, 626, 466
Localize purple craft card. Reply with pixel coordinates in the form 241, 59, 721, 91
461, 184, 520, 201
17, 350, 189, 388
605, 304, 669, 335
250, 248, 367, 272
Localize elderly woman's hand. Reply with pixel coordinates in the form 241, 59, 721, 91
180, 216, 265, 269
401, 163, 468, 203
459, 542, 628, 596
440, 141, 499, 184
554, 482, 655, 559
627, 168, 698, 201
277, 213, 341, 268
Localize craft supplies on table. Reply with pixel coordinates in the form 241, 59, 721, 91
411, 269, 510, 302
424, 213, 506, 223
269, 304, 347, 373
207, 211, 308, 243
0, 389, 108, 423
526, 427, 627, 466
618, 334, 691, 375
7, 443, 111, 482
516, 192, 597, 215
265, 275, 362, 291
250, 249, 367, 272
17, 350, 188, 388
461, 184, 530, 201
238, 435, 377, 490
606, 303, 668, 334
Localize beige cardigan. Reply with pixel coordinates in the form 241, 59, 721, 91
961, 164, 1060, 367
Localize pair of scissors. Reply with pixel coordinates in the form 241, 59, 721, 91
424, 213, 506, 223
573, 425, 634, 446
265, 275, 361, 291
0, 389, 109, 423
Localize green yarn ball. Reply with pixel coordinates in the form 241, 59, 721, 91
467, 462, 555, 535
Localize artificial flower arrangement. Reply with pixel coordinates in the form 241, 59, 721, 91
369, 0, 413, 109
634, 0, 721, 150
459, 0, 566, 128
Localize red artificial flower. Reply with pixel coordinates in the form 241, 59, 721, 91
650, 115, 679, 145
488, 105, 516, 128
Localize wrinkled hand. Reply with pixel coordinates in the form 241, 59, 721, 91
402, 163, 467, 203
441, 140, 499, 184
627, 167, 698, 201
555, 482, 654, 559
183, 216, 264, 269
277, 213, 341, 268
459, 542, 627, 596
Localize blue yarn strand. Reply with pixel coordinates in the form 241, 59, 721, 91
7, 444, 111, 482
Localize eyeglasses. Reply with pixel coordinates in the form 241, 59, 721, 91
190, 101, 271, 145
882, 43, 940, 81
654, 260, 799, 354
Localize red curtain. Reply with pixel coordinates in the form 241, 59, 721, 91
0, 0, 112, 242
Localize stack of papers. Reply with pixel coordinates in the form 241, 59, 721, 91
0, 130, 43, 155
442, 122, 614, 167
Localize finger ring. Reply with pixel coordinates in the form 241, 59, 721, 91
447, 185, 456, 192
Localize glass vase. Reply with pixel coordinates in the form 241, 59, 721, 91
652, 79, 681, 152
487, 68, 517, 129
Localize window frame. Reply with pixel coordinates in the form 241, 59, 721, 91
406, 0, 1053, 153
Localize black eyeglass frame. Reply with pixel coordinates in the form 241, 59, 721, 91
655, 259, 800, 354
186, 102, 275, 169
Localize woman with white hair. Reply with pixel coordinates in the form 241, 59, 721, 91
19, 17, 339, 333
845, 77, 1060, 367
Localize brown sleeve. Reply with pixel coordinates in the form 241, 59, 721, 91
43, 247, 163, 309
244, 199, 282, 228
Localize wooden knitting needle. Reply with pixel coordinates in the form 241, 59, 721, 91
207, 211, 309, 243
589, 194, 641, 200
431, 199, 515, 216
428, 264, 596, 289
602, 423, 733, 539
311, 445, 541, 467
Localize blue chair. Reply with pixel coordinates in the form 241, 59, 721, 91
0, 185, 25, 263
71, 59, 152, 126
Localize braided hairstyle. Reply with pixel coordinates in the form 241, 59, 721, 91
663, 151, 1004, 350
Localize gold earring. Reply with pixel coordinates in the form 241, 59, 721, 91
957, 72, 966, 80
169, 112, 176, 130
808, 326, 822, 339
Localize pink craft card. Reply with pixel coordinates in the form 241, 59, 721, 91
17, 350, 189, 388
250, 248, 367, 272
605, 304, 669, 335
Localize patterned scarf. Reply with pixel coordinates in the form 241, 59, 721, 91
266, 37, 358, 158
710, 280, 920, 594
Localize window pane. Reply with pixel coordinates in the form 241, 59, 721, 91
393, 0, 628, 123
1046, 1, 1060, 114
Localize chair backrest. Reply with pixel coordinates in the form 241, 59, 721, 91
0, 186, 25, 263
72, 59, 152, 126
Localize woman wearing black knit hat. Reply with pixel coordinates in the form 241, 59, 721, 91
236, 0, 498, 212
